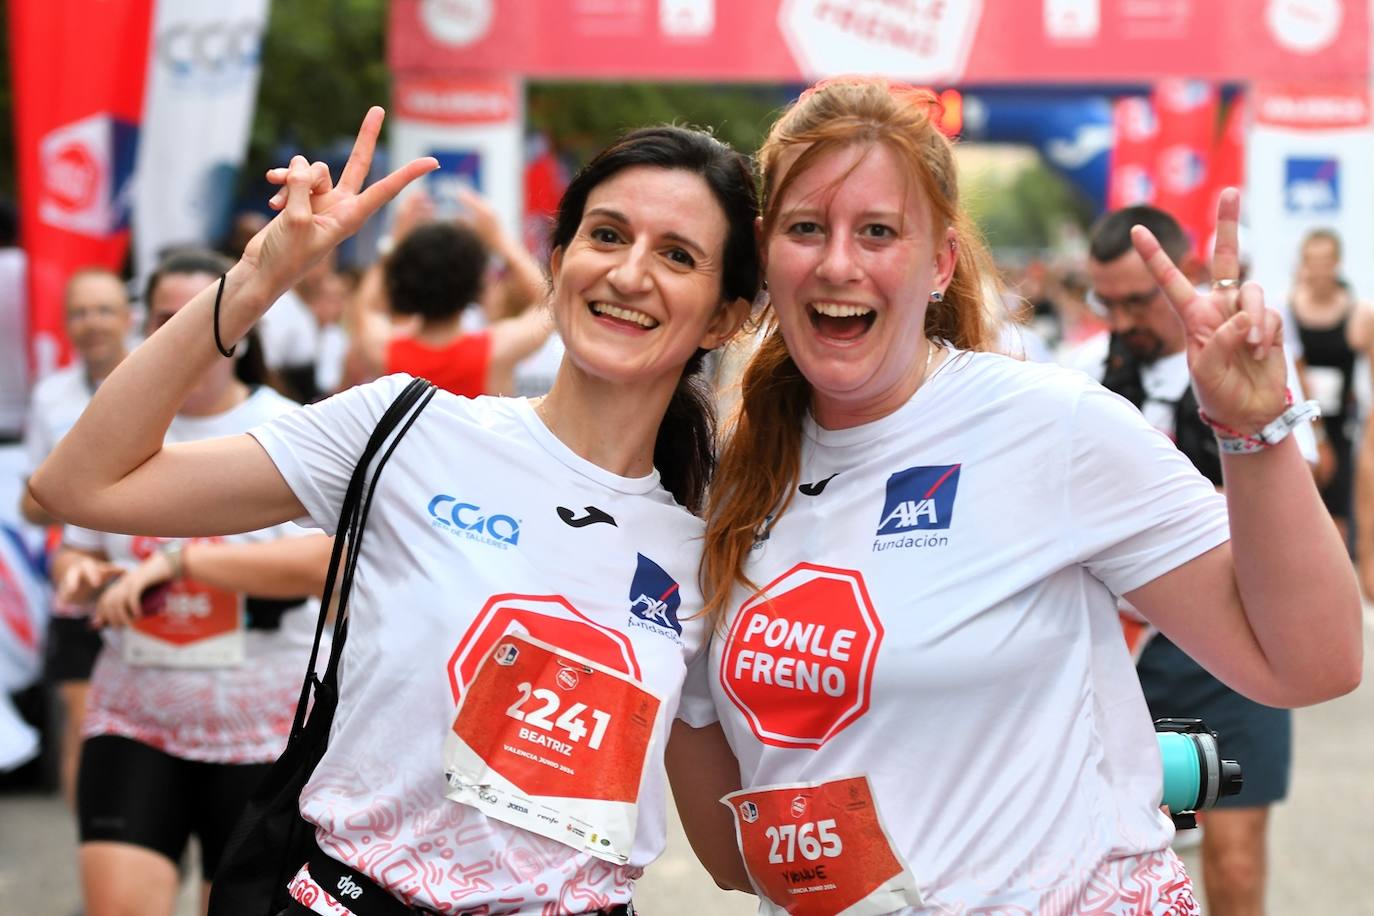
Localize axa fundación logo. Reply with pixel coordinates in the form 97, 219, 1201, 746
1285, 157, 1340, 214
627, 553, 682, 640
427, 494, 520, 549
750, 513, 776, 552
873, 464, 960, 552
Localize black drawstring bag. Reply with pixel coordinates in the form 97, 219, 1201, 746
209, 378, 436, 916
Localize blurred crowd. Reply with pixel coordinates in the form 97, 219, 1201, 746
0, 171, 1367, 916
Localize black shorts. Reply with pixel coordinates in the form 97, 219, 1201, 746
44, 615, 104, 683
77, 734, 272, 879
1319, 419, 1354, 521
1137, 636, 1292, 808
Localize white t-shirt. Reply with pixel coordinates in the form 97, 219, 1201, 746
257, 288, 319, 369
0, 249, 28, 437
22, 363, 93, 474
66, 386, 319, 763
250, 375, 708, 913
24, 365, 96, 619
680, 351, 1230, 913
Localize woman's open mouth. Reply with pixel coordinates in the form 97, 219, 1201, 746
808, 301, 876, 341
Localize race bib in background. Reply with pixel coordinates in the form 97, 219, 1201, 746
123, 579, 244, 667
444, 633, 660, 863
724, 775, 922, 916
1304, 365, 1346, 417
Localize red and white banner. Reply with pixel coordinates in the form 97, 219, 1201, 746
1108, 96, 1160, 210
9, 0, 155, 376
1152, 79, 1219, 258
389, 1, 1368, 82
1246, 82, 1374, 310
132, 0, 270, 284
390, 73, 525, 241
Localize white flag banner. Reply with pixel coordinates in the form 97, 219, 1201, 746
132, 0, 269, 280
1246, 83, 1374, 309
389, 73, 525, 242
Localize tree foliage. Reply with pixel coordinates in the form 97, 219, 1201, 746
527, 82, 788, 169
964, 155, 1093, 255
245, 0, 390, 179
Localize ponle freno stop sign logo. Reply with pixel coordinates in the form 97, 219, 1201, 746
721, 563, 882, 749
448, 594, 641, 702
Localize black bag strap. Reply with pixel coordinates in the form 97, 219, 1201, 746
290, 377, 436, 737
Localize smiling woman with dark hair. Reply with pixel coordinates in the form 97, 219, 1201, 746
30, 109, 761, 915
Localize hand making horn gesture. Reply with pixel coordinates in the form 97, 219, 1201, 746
250, 106, 437, 301
1130, 188, 1288, 436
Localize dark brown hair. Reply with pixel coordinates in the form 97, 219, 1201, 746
549, 125, 760, 513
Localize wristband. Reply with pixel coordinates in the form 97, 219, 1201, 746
158, 541, 185, 580
1198, 393, 1321, 454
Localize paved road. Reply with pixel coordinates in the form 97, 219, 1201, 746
4, 610, 1371, 915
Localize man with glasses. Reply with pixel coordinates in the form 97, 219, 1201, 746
18, 266, 134, 811
1079, 205, 1311, 916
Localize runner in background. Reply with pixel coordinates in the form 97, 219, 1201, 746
1287, 228, 1374, 546
1085, 205, 1310, 916
342, 188, 552, 397
672, 77, 1360, 915
30, 111, 760, 915
50, 249, 332, 916
18, 267, 134, 810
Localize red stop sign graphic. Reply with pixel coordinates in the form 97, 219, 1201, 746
720, 563, 882, 749
45, 143, 100, 212
447, 593, 640, 702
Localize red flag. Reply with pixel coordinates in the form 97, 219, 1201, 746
1152, 79, 1219, 258
9, 1, 155, 375
1108, 95, 1159, 210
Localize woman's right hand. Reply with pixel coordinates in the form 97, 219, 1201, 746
93, 551, 176, 630
245, 107, 437, 305
57, 556, 123, 606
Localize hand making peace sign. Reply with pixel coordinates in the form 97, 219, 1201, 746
1130, 187, 1288, 435
247, 106, 437, 302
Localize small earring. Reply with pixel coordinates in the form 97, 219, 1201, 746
755, 287, 771, 309
929, 290, 944, 303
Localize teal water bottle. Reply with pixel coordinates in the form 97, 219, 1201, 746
1156, 718, 1243, 829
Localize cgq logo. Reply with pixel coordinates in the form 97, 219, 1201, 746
39, 113, 138, 237
427, 494, 520, 548
157, 18, 264, 87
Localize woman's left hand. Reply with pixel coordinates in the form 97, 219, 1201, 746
93, 551, 175, 629
247, 107, 438, 305
1131, 188, 1288, 434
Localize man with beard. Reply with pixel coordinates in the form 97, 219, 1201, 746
1079, 205, 1313, 916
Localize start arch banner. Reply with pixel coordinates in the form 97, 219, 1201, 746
390, 0, 1369, 83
